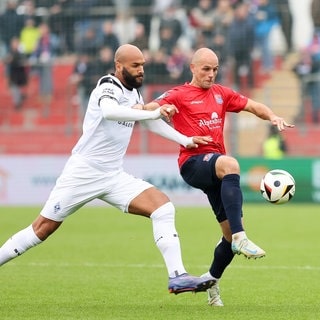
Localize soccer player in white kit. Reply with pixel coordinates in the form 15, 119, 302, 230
0, 44, 214, 295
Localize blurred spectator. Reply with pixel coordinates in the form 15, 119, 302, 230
152, 0, 178, 15
130, 0, 153, 38
47, 1, 70, 54
228, 2, 255, 89
189, 0, 216, 46
158, 4, 183, 55
166, 45, 188, 83
263, 125, 287, 159
211, 0, 234, 44
74, 25, 100, 57
311, 0, 320, 37
293, 33, 320, 124
30, 22, 59, 117
113, 12, 137, 44
144, 49, 171, 84
94, 46, 114, 74
20, 17, 40, 58
253, 0, 279, 74
78, 46, 114, 114
158, 25, 178, 55
209, 0, 234, 82
70, 0, 102, 54
271, 0, 293, 54
101, 20, 120, 54
0, 0, 24, 54
69, 52, 91, 116
130, 22, 149, 51
29, 1, 75, 54
19, 0, 42, 26
70, 46, 113, 116
171, 48, 194, 84
4, 37, 29, 110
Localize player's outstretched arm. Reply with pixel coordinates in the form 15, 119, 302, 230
133, 103, 177, 122
141, 118, 212, 148
100, 98, 162, 121
244, 98, 295, 131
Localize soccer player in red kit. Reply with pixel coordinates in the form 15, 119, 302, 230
142, 47, 294, 306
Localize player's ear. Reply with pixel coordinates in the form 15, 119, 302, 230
189, 63, 195, 74
114, 60, 121, 72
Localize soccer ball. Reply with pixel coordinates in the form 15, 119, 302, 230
260, 169, 295, 204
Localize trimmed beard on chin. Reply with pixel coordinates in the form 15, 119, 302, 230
122, 68, 143, 89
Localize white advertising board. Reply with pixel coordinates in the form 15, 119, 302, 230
0, 155, 207, 206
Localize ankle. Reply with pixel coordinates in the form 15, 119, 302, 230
232, 231, 246, 242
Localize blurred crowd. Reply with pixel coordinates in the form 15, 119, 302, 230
0, 0, 319, 121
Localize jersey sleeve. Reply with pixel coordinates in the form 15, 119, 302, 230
221, 85, 248, 112
153, 88, 178, 106
95, 75, 124, 107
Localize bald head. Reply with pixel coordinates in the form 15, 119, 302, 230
189, 48, 219, 89
114, 44, 144, 64
191, 48, 219, 66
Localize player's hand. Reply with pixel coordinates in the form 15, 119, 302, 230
186, 136, 213, 149
160, 104, 178, 122
270, 116, 295, 131
132, 104, 144, 110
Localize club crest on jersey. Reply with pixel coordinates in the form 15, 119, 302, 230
214, 94, 223, 104
54, 202, 61, 214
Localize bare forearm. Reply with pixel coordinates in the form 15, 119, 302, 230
244, 99, 276, 121
244, 98, 294, 131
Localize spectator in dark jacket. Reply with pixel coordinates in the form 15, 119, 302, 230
0, 0, 24, 53
271, 0, 293, 53
228, 2, 255, 89
4, 37, 29, 110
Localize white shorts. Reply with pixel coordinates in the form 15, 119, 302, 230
40, 155, 153, 221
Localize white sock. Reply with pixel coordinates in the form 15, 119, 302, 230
201, 271, 219, 281
0, 225, 42, 266
150, 202, 187, 278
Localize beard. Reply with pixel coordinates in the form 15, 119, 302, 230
122, 67, 143, 89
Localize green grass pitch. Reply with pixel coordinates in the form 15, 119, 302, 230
0, 203, 319, 320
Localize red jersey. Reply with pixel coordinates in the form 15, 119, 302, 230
154, 83, 248, 167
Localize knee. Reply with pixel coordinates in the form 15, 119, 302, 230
216, 156, 240, 178
150, 202, 175, 221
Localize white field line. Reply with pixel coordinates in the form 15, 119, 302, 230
5, 262, 320, 271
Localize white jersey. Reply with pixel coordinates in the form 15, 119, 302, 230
72, 74, 143, 171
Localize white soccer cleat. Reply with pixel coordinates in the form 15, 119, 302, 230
201, 273, 224, 306
231, 238, 266, 259
207, 281, 224, 307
